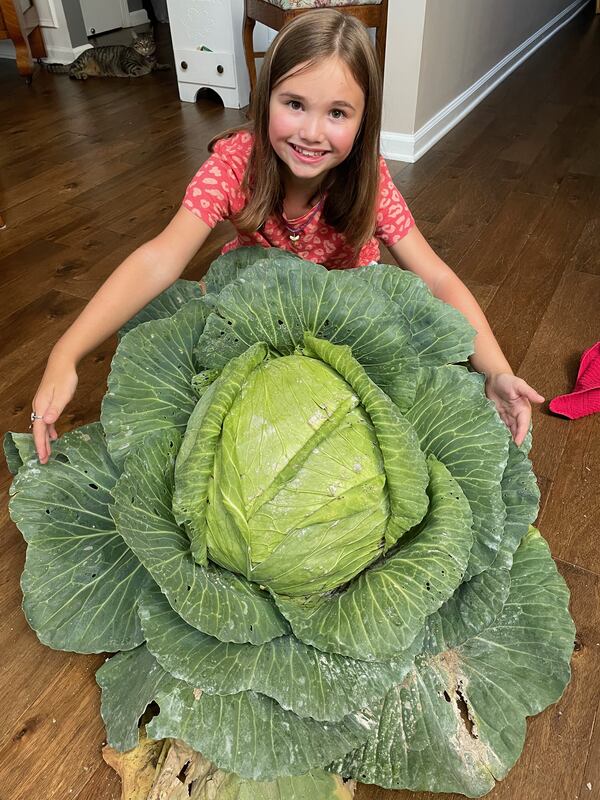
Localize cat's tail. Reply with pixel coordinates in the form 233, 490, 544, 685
43, 62, 71, 73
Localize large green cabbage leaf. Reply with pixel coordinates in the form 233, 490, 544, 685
5, 248, 574, 799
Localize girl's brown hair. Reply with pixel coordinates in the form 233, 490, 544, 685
211, 9, 383, 251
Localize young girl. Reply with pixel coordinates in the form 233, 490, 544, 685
31, 9, 543, 464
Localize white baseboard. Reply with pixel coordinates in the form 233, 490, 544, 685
381, 0, 590, 163
0, 40, 15, 59
42, 43, 93, 64
0, 41, 91, 62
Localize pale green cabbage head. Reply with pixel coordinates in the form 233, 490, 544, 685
204, 354, 389, 595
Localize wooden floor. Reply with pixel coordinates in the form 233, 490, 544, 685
1, 7, 599, 799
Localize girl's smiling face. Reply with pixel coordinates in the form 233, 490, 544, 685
268, 55, 365, 193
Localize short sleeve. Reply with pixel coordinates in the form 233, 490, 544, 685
182, 150, 241, 228
375, 158, 415, 246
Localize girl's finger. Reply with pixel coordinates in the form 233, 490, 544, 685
514, 408, 530, 447
516, 379, 544, 404
32, 419, 49, 463
43, 405, 61, 424
526, 388, 545, 404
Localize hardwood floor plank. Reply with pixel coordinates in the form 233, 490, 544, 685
518, 269, 600, 486
1, 230, 126, 318
390, 150, 457, 205
74, 760, 122, 800
0, 203, 94, 260
0, 239, 68, 288
454, 190, 550, 285
484, 173, 600, 369
496, 103, 571, 167
518, 101, 600, 197
0, 291, 88, 362
406, 165, 468, 226
538, 410, 600, 574
580, 702, 600, 800
464, 282, 497, 312
425, 161, 522, 266
68, 146, 194, 210
0, 655, 110, 800
568, 217, 600, 276
2, 142, 139, 211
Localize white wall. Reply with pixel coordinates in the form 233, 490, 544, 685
381, 0, 427, 135
382, 0, 590, 162
416, 0, 586, 128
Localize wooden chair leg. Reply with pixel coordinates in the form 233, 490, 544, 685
375, 0, 388, 79
0, 0, 34, 77
596, 0, 600, 13
375, 23, 386, 77
29, 25, 47, 60
0, 212, 6, 230
243, 4, 258, 94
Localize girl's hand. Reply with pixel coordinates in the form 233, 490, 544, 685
31, 353, 79, 464
485, 373, 545, 447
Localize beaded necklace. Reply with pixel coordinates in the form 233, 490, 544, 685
281, 197, 324, 243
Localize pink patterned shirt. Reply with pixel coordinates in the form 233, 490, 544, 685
182, 130, 414, 269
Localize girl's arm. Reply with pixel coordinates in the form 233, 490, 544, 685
32, 207, 212, 463
388, 226, 543, 446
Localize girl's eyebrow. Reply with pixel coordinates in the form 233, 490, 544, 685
278, 91, 356, 110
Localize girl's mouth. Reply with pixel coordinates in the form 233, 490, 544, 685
288, 143, 329, 162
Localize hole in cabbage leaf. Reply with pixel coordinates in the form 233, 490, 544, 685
227, 320, 233, 325
443, 691, 451, 702
177, 761, 191, 783
89, 483, 98, 490
425, 581, 431, 591
55, 453, 69, 464
456, 686, 477, 738
139, 701, 160, 726
277, 319, 284, 325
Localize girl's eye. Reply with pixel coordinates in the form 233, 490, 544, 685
288, 100, 302, 111
330, 109, 346, 120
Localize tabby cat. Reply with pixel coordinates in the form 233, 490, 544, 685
44, 31, 169, 80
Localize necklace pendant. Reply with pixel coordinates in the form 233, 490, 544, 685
289, 233, 300, 242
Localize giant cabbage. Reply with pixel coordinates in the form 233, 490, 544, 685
5, 247, 575, 798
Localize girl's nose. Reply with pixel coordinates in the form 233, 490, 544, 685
299, 115, 324, 143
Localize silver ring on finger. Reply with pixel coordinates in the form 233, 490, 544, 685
30, 412, 44, 422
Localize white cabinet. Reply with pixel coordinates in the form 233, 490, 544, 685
166, 0, 250, 108
79, 0, 123, 36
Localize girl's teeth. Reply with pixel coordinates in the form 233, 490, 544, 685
293, 145, 324, 158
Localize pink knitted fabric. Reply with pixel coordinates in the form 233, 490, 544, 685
549, 342, 600, 420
